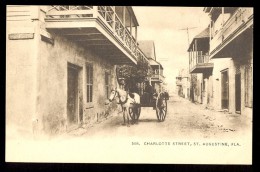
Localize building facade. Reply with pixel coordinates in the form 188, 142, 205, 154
149, 59, 165, 93
203, 7, 253, 116
187, 7, 253, 117
6, 6, 149, 136
188, 27, 213, 106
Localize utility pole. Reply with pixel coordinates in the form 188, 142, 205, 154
179, 26, 197, 102
179, 27, 197, 46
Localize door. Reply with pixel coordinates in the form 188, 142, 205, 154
221, 70, 229, 109
235, 73, 241, 113
67, 64, 79, 125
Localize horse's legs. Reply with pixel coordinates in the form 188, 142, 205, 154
126, 108, 130, 127
121, 104, 124, 113
132, 107, 136, 124
122, 107, 126, 125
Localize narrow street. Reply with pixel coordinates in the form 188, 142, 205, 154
66, 94, 252, 140
6, 94, 252, 164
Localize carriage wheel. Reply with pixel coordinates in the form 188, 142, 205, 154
156, 98, 167, 122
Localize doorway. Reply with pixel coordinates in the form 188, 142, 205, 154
221, 70, 229, 109
235, 73, 241, 113
67, 63, 83, 126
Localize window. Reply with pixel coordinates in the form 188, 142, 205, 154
86, 64, 93, 103
105, 72, 110, 99
245, 64, 253, 108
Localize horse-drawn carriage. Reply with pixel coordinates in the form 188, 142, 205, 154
130, 91, 169, 122
109, 88, 169, 123
109, 67, 169, 126
109, 86, 169, 124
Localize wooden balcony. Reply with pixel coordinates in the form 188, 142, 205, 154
189, 52, 213, 73
210, 8, 253, 58
45, 6, 146, 65
151, 74, 164, 83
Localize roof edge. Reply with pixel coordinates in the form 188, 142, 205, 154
127, 7, 139, 26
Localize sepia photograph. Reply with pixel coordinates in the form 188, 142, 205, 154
6, 6, 253, 164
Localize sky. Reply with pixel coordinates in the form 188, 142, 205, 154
132, 7, 210, 93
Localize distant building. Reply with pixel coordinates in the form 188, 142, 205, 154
188, 27, 213, 106
176, 68, 190, 99
138, 40, 165, 93
138, 40, 157, 60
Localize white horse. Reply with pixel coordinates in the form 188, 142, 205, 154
108, 87, 140, 126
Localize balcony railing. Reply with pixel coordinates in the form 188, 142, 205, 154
45, 6, 145, 62
189, 51, 209, 69
210, 8, 253, 54
189, 51, 213, 73
151, 74, 164, 82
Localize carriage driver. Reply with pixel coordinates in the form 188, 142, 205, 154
144, 82, 155, 104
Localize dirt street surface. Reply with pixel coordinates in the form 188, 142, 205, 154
65, 94, 252, 140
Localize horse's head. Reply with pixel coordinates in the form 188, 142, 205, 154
108, 87, 118, 102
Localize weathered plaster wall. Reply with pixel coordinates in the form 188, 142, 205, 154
6, 19, 39, 136
211, 58, 233, 111
37, 33, 117, 134
37, 6, 118, 134
234, 44, 253, 118
7, 6, 118, 136
206, 75, 214, 108
194, 73, 203, 104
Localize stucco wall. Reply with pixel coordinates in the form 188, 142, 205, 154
211, 58, 233, 111
6, 20, 39, 136
234, 45, 253, 117
206, 75, 214, 108
37, 32, 117, 134
7, 6, 118, 135
194, 73, 203, 103
37, 6, 117, 134
210, 54, 252, 117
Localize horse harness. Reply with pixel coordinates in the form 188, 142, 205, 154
113, 90, 135, 105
